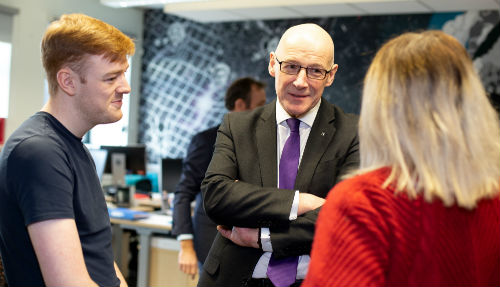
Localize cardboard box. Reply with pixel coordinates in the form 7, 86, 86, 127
149, 237, 198, 287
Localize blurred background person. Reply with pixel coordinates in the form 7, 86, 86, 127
172, 77, 266, 278
303, 30, 500, 287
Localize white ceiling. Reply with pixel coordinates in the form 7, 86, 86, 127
101, 0, 500, 22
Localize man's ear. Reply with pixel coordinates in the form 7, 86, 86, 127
56, 67, 77, 96
233, 98, 247, 112
268, 52, 276, 78
325, 64, 338, 87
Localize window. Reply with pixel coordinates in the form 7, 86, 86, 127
0, 9, 14, 118
0, 41, 11, 118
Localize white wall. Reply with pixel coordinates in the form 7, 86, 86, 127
0, 0, 143, 143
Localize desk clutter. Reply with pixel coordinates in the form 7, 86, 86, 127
103, 172, 164, 210
109, 207, 174, 287
108, 207, 150, 220
86, 147, 183, 286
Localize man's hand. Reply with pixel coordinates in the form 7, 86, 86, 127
178, 239, 198, 279
217, 226, 259, 248
297, 193, 326, 215
114, 262, 128, 287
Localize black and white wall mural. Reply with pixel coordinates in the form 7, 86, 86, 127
139, 10, 500, 163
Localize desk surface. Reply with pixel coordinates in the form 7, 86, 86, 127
110, 211, 173, 287
110, 213, 172, 231
135, 197, 162, 209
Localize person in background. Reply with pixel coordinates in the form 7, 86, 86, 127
303, 30, 500, 287
172, 77, 267, 278
198, 23, 359, 287
0, 14, 134, 286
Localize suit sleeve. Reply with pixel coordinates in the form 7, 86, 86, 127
172, 132, 214, 236
335, 133, 360, 185
202, 114, 295, 228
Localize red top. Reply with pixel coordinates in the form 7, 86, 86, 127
303, 167, 500, 287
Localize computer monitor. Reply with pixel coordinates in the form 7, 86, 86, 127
100, 145, 147, 175
161, 158, 183, 193
88, 148, 108, 181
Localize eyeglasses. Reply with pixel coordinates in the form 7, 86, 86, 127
275, 56, 332, 80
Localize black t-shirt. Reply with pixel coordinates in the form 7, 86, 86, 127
0, 112, 119, 287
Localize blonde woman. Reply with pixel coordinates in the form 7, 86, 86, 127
303, 30, 500, 287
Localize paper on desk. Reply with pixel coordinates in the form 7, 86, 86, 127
108, 207, 149, 220
137, 213, 172, 228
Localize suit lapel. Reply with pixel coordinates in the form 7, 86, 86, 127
256, 101, 278, 187
295, 100, 336, 191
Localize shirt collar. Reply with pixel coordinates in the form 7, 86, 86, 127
275, 98, 321, 128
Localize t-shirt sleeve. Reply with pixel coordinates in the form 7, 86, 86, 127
302, 178, 390, 287
7, 136, 75, 226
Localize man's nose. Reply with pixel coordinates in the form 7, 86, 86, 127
117, 74, 131, 94
293, 68, 308, 88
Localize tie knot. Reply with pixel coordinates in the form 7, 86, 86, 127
286, 118, 300, 133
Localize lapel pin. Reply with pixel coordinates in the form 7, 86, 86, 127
321, 132, 326, 136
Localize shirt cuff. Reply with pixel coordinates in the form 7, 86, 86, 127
289, 190, 299, 220
261, 191, 298, 252
261, 228, 273, 252
176, 234, 194, 241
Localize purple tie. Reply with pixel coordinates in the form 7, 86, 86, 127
267, 118, 300, 287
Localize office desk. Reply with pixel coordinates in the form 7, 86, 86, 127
111, 213, 172, 287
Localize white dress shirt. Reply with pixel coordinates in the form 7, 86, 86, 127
252, 99, 321, 279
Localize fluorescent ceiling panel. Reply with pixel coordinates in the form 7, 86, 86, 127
167, 9, 245, 22
354, 1, 430, 14
290, 3, 367, 17
418, 0, 499, 11
225, 7, 304, 20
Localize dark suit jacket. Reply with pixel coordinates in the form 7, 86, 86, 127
199, 99, 360, 286
172, 126, 219, 263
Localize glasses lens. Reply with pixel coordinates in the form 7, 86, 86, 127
278, 58, 328, 80
307, 68, 326, 80
281, 62, 300, 75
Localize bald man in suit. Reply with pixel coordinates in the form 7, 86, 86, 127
172, 77, 266, 278
199, 24, 359, 287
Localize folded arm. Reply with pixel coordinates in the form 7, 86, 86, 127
218, 193, 325, 251
204, 111, 360, 257
202, 117, 295, 227
266, 134, 359, 257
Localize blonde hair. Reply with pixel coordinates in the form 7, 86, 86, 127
359, 30, 500, 209
41, 13, 135, 96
